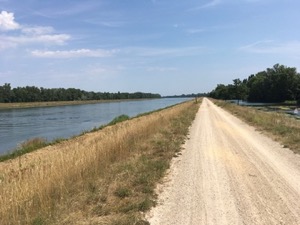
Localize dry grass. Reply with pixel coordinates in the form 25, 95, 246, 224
0, 138, 49, 162
0, 100, 199, 225
213, 99, 300, 154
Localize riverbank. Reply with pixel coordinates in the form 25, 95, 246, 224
0, 100, 199, 224
0, 99, 156, 110
0, 98, 191, 154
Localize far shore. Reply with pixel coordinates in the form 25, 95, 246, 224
0, 98, 157, 110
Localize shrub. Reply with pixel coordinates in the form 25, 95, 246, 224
108, 114, 130, 126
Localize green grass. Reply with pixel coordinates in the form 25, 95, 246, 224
108, 114, 130, 126
31, 216, 46, 225
0, 137, 48, 162
114, 187, 132, 198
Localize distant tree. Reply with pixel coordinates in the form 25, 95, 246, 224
210, 64, 300, 104
233, 79, 248, 104
209, 84, 235, 100
0, 83, 12, 103
24, 86, 41, 102
0, 84, 161, 103
247, 72, 267, 102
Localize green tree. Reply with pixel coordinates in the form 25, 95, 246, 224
0, 83, 12, 103
232, 79, 248, 104
247, 72, 267, 102
209, 84, 233, 100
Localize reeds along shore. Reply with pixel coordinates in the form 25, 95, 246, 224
0, 100, 199, 225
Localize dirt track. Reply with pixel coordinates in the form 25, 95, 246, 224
146, 98, 300, 225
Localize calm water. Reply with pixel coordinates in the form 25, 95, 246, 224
228, 99, 299, 117
0, 98, 191, 154
227, 100, 277, 106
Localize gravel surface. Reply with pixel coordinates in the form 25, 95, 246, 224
146, 98, 300, 225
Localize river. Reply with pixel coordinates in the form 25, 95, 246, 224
0, 98, 191, 155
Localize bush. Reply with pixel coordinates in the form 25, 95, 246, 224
108, 114, 130, 126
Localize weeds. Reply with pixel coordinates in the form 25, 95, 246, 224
114, 187, 132, 198
108, 114, 130, 126
31, 216, 46, 225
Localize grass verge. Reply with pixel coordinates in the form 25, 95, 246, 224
0, 100, 200, 225
213, 99, 300, 154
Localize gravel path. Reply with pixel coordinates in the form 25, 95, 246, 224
146, 98, 300, 225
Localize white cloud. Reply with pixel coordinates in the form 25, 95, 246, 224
0, 34, 71, 50
35, 1, 103, 18
188, 0, 261, 11
202, 0, 222, 8
186, 28, 205, 34
147, 66, 177, 72
188, 0, 222, 11
0, 11, 20, 30
124, 46, 207, 57
21, 26, 55, 35
239, 40, 300, 55
30, 34, 71, 44
31, 49, 117, 58
84, 20, 126, 28
0, 11, 71, 50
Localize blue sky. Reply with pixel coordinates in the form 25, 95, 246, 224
0, 0, 300, 96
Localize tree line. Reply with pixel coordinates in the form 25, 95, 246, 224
209, 64, 300, 104
0, 84, 161, 103
164, 93, 208, 98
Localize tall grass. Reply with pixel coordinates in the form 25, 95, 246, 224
0, 114, 132, 162
214, 99, 300, 154
0, 138, 48, 162
0, 100, 199, 225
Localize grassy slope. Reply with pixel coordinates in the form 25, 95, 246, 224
213, 99, 300, 154
0, 100, 200, 225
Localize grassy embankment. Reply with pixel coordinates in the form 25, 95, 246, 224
213, 99, 300, 154
0, 100, 200, 225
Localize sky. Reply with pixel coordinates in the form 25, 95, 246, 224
0, 0, 300, 96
